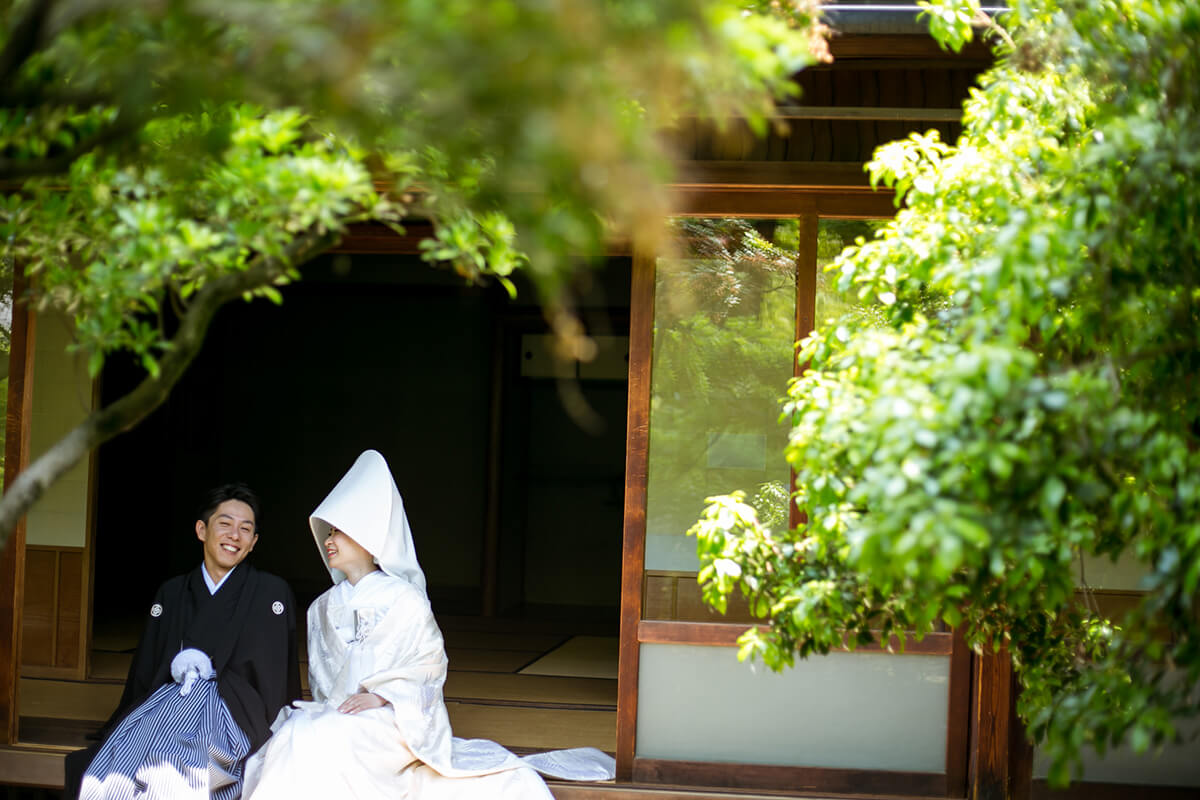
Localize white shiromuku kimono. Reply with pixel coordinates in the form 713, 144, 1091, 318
243, 450, 614, 799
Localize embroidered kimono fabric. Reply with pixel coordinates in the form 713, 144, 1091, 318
244, 450, 614, 800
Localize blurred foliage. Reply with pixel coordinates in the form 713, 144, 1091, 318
0, 0, 827, 547
690, 0, 1200, 784
0, 0, 826, 377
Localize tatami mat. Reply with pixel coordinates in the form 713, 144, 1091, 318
519, 636, 619, 680
446, 702, 616, 752
444, 672, 616, 708
446, 647, 546, 673
442, 629, 568, 652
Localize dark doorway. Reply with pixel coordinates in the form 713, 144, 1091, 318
91, 252, 629, 625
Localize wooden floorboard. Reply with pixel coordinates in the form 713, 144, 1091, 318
0, 746, 876, 797
17, 717, 97, 749
0, 747, 66, 789
18, 678, 119, 721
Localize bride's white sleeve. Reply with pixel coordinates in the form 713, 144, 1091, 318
352, 580, 455, 760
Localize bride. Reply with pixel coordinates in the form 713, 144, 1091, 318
243, 449, 613, 799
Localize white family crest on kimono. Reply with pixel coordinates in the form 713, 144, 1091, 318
243, 449, 615, 800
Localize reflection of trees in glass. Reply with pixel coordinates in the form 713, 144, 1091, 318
816, 219, 887, 330
647, 219, 796, 548
815, 219, 951, 332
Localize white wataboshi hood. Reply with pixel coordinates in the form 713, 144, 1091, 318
308, 449, 426, 591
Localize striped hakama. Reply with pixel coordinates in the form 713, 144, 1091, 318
80, 675, 250, 800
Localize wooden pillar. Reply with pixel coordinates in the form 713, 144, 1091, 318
1008, 666, 1034, 800
790, 213, 818, 532
1, 263, 34, 745
970, 647, 1033, 800
615, 239, 655, 781
479, 318, 506, 617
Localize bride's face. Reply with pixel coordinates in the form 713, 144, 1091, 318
324, 526, 374, 573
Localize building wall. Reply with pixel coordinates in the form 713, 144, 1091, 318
26, 310, 93, 548
21, 310, 93, 677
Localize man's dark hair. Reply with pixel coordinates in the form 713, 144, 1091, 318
197, 482, 261, 530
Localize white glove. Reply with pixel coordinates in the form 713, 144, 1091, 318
171, 648, 215, 697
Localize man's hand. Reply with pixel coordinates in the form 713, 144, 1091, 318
338, 692, 388, 715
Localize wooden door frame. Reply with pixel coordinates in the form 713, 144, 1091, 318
1, 263, 34, 746
615, 191, 975, 796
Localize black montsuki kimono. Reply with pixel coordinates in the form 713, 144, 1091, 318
66, 564, 300, 798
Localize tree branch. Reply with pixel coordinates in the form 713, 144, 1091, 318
0, 107, 152, 182
0, 0, 56, 87
0, 226, 340, 550
0, 85, 113, 110
973, 8, 1015, 52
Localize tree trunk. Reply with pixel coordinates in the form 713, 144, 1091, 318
0, 228, 336, 551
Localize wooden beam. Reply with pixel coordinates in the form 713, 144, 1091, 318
329, 221, 435, 254
1032, 781, 1200, 800
1, 263, 34, 746
945, 627, 972, 797
774, 105, 962, 121
337, 166, 898, 254
668, 190, 817, 219
633, 758, 947, 797
828, 33, 994, 65
637, 620, 954, 655
667, 188, 897, 220
672, 160, 876, 189
479, 318, 506, 617
615, 238, 656, 779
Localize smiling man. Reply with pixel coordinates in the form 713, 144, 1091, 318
67, 483, 300, 800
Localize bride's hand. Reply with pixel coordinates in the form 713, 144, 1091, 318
338, 692, 388, 715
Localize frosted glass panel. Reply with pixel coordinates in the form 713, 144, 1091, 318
645, 219, 797, 571
1076, 551, 1150, 591
1033, 720, 1200, 787
637, 643, 949, 771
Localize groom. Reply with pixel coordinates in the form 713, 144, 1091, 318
66, 483, 300, 800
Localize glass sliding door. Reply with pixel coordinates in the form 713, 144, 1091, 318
643, 218, 797, 621
621, 214, 968, 796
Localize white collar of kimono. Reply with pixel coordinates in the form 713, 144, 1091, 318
309, 449, 426, 591
201, 563, 236, 594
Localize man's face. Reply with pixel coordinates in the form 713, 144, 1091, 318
195, 499, 258, 581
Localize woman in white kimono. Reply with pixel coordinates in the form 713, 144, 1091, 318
244, 449, 613, 799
